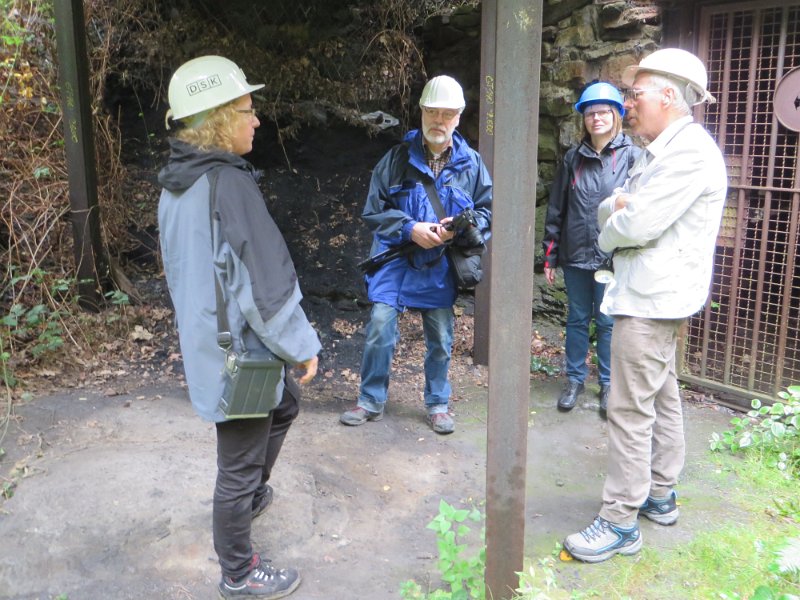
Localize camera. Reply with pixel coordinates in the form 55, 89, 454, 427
445, 209, 484, 249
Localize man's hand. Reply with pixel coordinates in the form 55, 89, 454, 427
614, 193, 631, 212
435, 217, 455, 243
295, 355, 319, 384
411, 221, 446, 249
544, 266, 556, 285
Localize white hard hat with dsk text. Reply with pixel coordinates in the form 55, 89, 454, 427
622, 48, 715, 105
167, 55, 264, 123
419, 75, 466, 110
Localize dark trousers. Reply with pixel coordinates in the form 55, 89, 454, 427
213, 376, 300, 579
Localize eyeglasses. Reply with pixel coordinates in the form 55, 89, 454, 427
584, 108, 614, 119
623, 88, 664, 101
235, 108, 257, 117
422, 107, 460, 121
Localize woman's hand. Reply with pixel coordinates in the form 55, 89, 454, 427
544, 266, 556, 286
295, 355, 319, 384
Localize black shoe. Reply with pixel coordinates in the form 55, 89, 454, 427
219, 555, 301, 599
557, 381, 584, 412
599, 384, 610, 418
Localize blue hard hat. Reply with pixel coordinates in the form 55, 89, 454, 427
574, 81, 625, 116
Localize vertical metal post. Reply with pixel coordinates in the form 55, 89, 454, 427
54, 0, 103, 310
484, 1, 542, 599
473, 0, 497, 366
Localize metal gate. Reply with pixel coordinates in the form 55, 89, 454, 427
679, 0, 800, 405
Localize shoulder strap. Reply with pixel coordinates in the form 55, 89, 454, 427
207, 168, 235, 352
422, 176, 446, 221
401, 142, 446, 220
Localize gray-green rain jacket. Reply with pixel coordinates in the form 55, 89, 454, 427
158, 139, 321, 422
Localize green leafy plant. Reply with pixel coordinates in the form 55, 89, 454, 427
710, 386, 800, 477
530, 355, 560, 377
0, 268, 78, 387
772, 536, 800, 580
401, 499, 485, 600
103, 289, 131, 324
727, 536, 800, 600
105, 289, 130, 306
1, 302, 65, 359
772, 496, 800, 523
515, 555, 561, 599
1, 480, 14, 500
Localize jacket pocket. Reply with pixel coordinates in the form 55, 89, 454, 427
623, 248, 677, 296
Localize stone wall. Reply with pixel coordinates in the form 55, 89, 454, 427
539, 0, 660, 201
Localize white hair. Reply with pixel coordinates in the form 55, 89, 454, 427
648, 74, 693, 115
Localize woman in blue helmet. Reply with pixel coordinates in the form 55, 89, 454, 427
542, 81, 642, 417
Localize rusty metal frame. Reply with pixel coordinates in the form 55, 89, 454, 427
680, 0, 800, 406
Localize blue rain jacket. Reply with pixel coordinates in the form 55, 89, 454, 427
363, 129, 492, 310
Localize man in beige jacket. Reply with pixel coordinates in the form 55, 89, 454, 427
564, 48, 728, 563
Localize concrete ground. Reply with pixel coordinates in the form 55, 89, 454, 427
0, 373, 735, 600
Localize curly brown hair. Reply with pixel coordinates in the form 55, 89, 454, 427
174, 100, 240, 152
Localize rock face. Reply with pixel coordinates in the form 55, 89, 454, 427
538, 0, 660, 201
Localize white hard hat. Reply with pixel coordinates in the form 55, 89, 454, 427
166, 55, 264, 123
419, 75, 466, 109
622, 48, 715, 105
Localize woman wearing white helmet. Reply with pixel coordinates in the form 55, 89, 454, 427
158, 55, 320, 599
542, 80, 642, 417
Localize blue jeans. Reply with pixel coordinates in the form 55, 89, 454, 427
358, 302, 453, 415
562, 265, 613, 386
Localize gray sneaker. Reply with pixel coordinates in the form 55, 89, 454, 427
563, 516, 642, 563
639, 490, 679, 525
427, 412, 455, 434
218, 554, 300, 599
339, 406, 384, 426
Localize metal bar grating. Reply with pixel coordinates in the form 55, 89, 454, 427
686, 3, 800, 403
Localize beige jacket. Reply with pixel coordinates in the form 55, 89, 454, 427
597, 116, 728, 319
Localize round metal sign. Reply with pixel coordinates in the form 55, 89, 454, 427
774, 66, 800, 132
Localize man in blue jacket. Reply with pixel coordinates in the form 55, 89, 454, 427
340, 75, 492, 434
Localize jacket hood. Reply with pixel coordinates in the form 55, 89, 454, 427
158, 139, 259, 192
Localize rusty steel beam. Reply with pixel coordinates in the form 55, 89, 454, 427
483, 1, 542, 599
764, 7, 791, 396
720, 9, 761, 387
54, 0, 103, 310
473, 0, 498, 366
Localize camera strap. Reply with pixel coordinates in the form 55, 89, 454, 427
417, 176, 455, 271
421, 176, 447, 223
